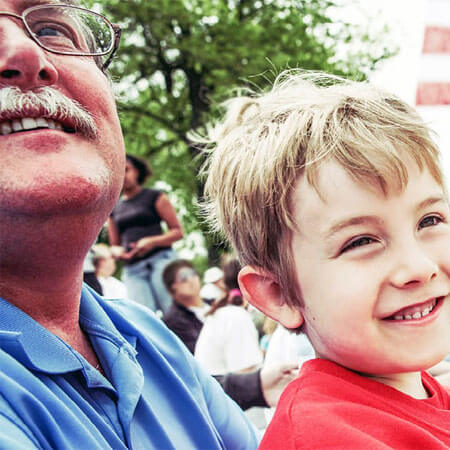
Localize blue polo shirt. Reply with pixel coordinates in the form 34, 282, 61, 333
0, 285, 258, 449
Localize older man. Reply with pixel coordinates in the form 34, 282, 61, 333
0, 1, 258, 448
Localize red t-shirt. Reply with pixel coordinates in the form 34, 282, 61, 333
260, 359, 450, 449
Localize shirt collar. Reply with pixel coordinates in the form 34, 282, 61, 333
0, 285, 136, 374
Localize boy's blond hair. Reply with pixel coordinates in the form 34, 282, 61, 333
201, 71, 443, 308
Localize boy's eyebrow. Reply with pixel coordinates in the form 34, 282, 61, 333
414, 195, 447, 212
325, 216, 384, 239
325, 195, 447, 239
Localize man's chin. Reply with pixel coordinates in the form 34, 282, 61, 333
0, 177, 118, 218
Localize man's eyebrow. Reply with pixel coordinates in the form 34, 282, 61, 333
325, 216, 384, 239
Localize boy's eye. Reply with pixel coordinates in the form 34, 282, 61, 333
341, 236, 375, 253
419, 215, 443, 229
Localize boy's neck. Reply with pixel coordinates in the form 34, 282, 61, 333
366, 371, 429, 399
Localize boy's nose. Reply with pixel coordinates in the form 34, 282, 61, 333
0, 20, 58, 90
389, 244, 438, 288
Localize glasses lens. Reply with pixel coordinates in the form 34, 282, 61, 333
25, 6, 114, 55
176, 268, 197, 283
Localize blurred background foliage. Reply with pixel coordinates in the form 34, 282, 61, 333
90, 0, 396, 264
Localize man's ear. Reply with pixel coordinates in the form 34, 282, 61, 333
238, 266, 303, 329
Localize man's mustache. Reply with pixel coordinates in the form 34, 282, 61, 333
0, 86, 97, 139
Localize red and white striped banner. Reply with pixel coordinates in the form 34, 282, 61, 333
416, 0, 450, 106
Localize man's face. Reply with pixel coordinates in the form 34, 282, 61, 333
290, 158, 450, 379
0, 0, 125, 218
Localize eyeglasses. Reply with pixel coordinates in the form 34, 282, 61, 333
175, 268, 198, 283
0, 4, 121, 71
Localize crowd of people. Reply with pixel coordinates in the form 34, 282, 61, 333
1, 0, 449, 448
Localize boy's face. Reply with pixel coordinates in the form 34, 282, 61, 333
290, 158, 450, 377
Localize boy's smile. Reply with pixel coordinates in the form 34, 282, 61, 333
290, 157, 450, 388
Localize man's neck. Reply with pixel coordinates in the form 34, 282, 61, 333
0, 211, 103, 355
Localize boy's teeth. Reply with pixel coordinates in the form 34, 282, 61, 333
390, 299, 437, 321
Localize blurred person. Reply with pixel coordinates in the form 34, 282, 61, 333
162, 259, 298, 410
263, 324, 315, 424
259, 316, 278, 356
195, 259, 263, 375
200, 266, 225, 304
82, 246, 103, 295
163, 260, 210, 353
92, 243, 128, 298
0, 2, 258, 448
108, 154, 183, 314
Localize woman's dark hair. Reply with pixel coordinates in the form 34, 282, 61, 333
126, 154, 152, 185
208, 259, 243, 315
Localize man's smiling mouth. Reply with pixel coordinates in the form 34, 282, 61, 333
0, 117, 76, 135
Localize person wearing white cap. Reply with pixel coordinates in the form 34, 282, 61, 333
200, 266, 225, 304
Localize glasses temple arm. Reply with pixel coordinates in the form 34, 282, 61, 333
102, 25, 121, 71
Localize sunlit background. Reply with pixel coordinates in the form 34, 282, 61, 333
361, 0, 450, 184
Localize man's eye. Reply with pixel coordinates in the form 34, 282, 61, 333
419, 215, 443, 229
36, 26, 61, 37
341, 236, 374, 253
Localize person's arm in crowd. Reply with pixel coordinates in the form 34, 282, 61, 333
107, 217, 126, 259
123, 194, 183, 259
215, 362, 298, 410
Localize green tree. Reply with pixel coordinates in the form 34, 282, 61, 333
95, 0, 394, 262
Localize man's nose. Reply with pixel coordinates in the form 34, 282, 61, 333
0, 21, 58, 89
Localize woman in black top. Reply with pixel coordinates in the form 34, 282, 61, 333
108, 155, 183, 313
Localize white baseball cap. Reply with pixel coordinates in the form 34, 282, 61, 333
203, 266, 224, 284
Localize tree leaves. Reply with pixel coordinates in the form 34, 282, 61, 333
95, 0, 395, 261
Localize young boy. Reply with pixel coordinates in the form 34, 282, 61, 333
201, 71, 450, 448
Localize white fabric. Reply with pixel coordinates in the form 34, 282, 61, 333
195, 305, 263, 375
188, 304, 211, 323
263, 324, 315, 425
98, 276, 128, 299
200, 283, 223, 302
264, 324, 315, 368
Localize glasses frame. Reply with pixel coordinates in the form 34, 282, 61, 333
0, 4, 121, 71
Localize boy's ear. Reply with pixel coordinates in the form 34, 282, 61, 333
238, 266, 303, 329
